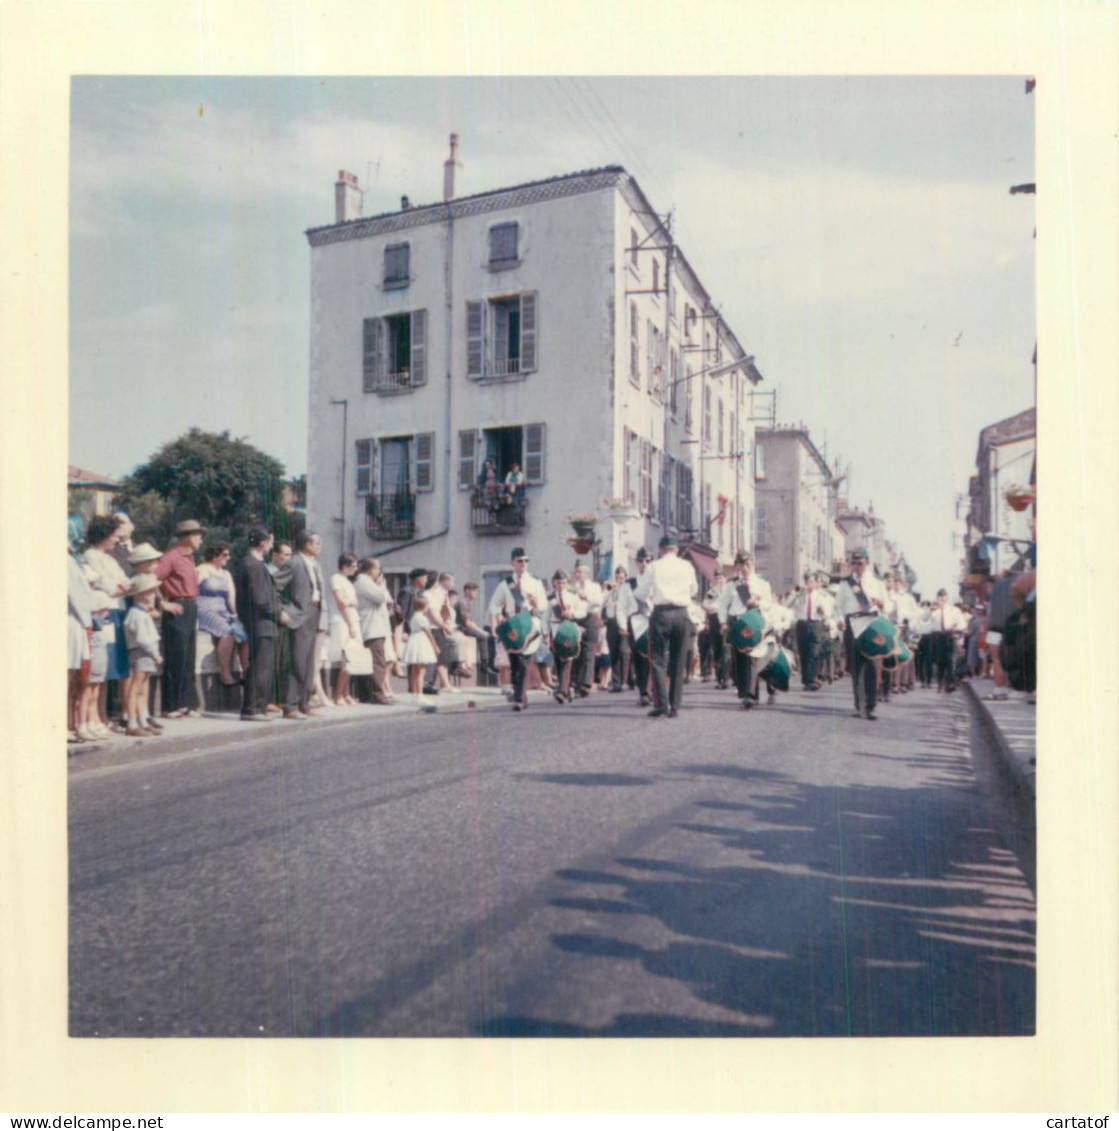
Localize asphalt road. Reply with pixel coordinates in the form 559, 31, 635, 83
69, 679, 1035, 1037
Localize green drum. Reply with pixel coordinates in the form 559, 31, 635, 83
760, 646, 793, 692
854, 614, 897, 658
882, 639, 912, 670
728, 608, 766, 652
497, 610, 537, 655
552, 620, 582, 661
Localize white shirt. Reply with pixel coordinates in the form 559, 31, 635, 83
791, 587, 834, 621
614, 577, 641, 624
573, 578, 603, 616
648, 552, 698, 608
715, 570, 774, 626
930, 602, 968, 633
550, 587, 587, 621
488, 572, 547, 623
834, 571, 888, 621
893, 591, 921, 626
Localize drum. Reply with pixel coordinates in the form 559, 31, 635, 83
883, 640, 912, 669
552, 620, 583, 661
853, 614, 897, 658
760, 646, 793, 692
728, 608, 766, 653
496, 610, 541, 655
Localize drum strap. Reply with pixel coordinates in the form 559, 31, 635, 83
736, 581, 752, 607
847, 577, 871, 611
510, 581, 525, 613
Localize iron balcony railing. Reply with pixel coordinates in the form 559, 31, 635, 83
470, 488, 526, 535
366, 492, 416, 540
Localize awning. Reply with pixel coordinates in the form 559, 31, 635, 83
681, 542, 720, 586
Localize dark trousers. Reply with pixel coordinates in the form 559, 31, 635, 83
915, 636, 932, 686
606, 619, 631, 688
630, 639, 650, 699
364, 637, 390, 703
240, 631, 275, 718
575, 616, 600, 691
649, 606, 690, 711
708, 618, 728, 684
795, 620, 820, 687
730, 646, 754, 700
509, 651, 530, 705
160, 599, 198, 712
284, 608, 320, 713
930, 631, 956, 689
845, 625, 878, 714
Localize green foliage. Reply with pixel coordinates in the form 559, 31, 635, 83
117, 429, 299, 551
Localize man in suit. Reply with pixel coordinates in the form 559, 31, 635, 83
236, 528, 285, 721
275, 529, 327, 720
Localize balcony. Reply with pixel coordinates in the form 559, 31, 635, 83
366, 368, 417, 394
470, 488, 526, 535
366, 492, 416, 541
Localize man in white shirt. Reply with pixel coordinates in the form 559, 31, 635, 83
928, 588, 967, 692
604, 565, 631, 693
646, 536, 698, 718
487, 545, 547, 711
791, 571, 833, 691
624, 548, 654, 705
701, 574, 729, 688
834, 547, 888, 720
571, 560, 604, 698
716, 550, 773, 710
889, 575, 921, 694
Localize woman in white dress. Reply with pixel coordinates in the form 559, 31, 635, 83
328, 554, 361, 705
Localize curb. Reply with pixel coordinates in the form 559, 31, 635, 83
67, 689, 513, 766
962, 680, 1036, 798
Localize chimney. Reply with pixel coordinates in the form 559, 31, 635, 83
443, 133, 461, 202
401, 195, 411, 211
335, 170, 363, 224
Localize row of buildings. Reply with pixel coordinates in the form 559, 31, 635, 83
303, 138, 905, 605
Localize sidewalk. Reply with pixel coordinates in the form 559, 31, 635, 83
68, 684, 512, 763
962, 675, 1036, 796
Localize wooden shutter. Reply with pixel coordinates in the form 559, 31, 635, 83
414, 433, 434, 492
410, 309, 427, 386
362, 318, 383, 392
520, 292, 538, 373
355, 439, 372, 495
622, 427, 631, 506
466, 301, 484, 378
640, 438, 650, 514
524, 422, 546, 484
457, 429, 478, 490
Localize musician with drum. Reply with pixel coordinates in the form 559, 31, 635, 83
624, 547, 654, 707
834, 547, 891, 720
716, 550, 775, 710
547, 569, 586, 704
487, 546, 547, 712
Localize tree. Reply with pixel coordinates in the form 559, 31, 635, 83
116, 429, 299, 552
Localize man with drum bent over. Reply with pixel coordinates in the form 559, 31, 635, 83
488, 546, 547, 712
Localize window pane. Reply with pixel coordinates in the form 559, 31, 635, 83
489, 223, 518, 263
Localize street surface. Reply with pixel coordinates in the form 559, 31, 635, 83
69, 680, 1035, 1037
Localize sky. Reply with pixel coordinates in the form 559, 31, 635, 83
69, 75, 1035, 592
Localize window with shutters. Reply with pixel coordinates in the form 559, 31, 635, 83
383, 243, 410, 289
665, 456, 676, 529
755, 443, 767, 480
703, 484, 712, 535
703, 385, 712, 448
718, 400, 725, 453
362, 310, 426, 393
365, 434, 429, 541
629, 302, 640, 386
622, 427, 632, 506
684, 367, 694, 432
488, 222, 519, 267
677, 464, 694, 533
465, 293, 538, 380
629, 228, 640, 272
627, 430, 641, 507
646, 322, 664, 398
355, 439, 374, 496
650, 446, 662, 523
651, 258, 659, 296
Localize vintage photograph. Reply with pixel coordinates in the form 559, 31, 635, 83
67, 75, 1036, 1038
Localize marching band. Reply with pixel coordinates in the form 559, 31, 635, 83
486, 541, 974, 719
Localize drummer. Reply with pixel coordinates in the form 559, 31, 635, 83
790, 570, 833, 691
548, 569, 585, 703
487, 545, 547, 712
570, 560, 603, 699
716, 550, 774, 710
834, 547, 888, 720
624, 547, 654, 707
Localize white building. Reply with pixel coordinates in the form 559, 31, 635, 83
304, 142, 763, 603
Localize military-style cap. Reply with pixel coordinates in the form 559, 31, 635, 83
734, 550, 755, 566
510, 546, 528, 560
850, 547, 869, 561
635, 547, 650, 561
658, 535, 678, 549
552, 569, 569, 582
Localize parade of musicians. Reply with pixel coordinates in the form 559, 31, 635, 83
63, 76, 1041, 1042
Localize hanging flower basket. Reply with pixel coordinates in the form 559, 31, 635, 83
566, 510, 600, 540
1004, 484, 1035, 512
602, 497, 639, 522
567, 535, 595, 555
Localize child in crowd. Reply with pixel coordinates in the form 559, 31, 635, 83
401, 594, 438, 702
123, 575, 163, 736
